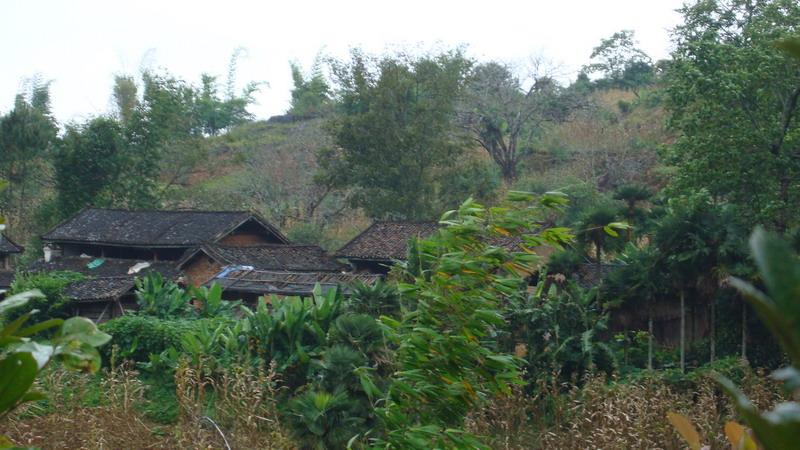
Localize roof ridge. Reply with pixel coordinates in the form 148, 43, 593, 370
209, 243, 324, 249
79, 207, 253, 215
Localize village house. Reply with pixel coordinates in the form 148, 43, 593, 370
177, 243, 380, 302
41, 207, 288, 261
28, 208, 290, 320
0, 233, 23, 294
335, 221, 441, 273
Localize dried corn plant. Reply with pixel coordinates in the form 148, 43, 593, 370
467, 362, 785, 449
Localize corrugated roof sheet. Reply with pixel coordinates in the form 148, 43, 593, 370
42, 208, 286, 247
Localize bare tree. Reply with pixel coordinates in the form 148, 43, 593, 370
461, 59, 580, 182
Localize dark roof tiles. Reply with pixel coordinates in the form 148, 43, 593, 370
64, 277, 136, 302
28, 257, 179, 279
336, 222, 440, 261
184, 244, 344, 272
0, 234, 23, 254
211, 268, 381, 297
42, 208, 286, 247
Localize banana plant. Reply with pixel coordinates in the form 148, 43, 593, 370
191, 283, 241, 318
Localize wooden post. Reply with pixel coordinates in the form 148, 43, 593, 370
710, 300, 716, 363
680, 290, 685, 373
648, 310, 653, 370
742, 301, 747, 361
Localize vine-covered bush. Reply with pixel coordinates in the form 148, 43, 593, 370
99, 315, 217, 363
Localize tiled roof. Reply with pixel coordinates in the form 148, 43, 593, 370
27, 256, 179, 303
210, 268, 381, 297
181, 244, 344, 272
0, 234, 23, 254
335, 221, 530, 262
28, 257, 179, 279
64, 277, 136, 302
336, 222, 440, 261
42, 208, 287, 247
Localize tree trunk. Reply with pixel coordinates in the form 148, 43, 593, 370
499, 159, 517, 183
680, 290, 685, 373
648, 310, 653, 370
742, 301, 748, 361
710, 300, 716, 363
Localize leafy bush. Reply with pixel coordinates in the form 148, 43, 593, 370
99, 315, 213, 363
242, 288, 343, 387
365, 192, 573, 448
134, 272, 192, 318
345, 280, 400, 317
7, 270, 85, 321
0, 291, 111, 445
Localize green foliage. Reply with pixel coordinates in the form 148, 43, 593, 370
242, 288, 343, 385
719, 228, 800, 449
585, 30, 655, 92
369, 191, 572, 448
576, 205, 625, 262
0, 82, 57, 230
545, 249, 583, 277
319, 49, 472, 219
289, 59, 333, 117
328, 314, 384, 357
7, 271, 85, 322
284, 389, 365, 450
191, 283, 241, 318
665, 0, 800, 229
99, 315, 206, 363
54, 116, 157, 218
513, 284, 616, 383
0, 291, 110, 444
345, 279, 400, 317
134, 272, 192, 319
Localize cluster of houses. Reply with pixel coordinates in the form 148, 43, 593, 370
0, 208, 441, 322
0, 207, 709, 350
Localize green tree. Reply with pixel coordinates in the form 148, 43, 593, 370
112, 74, 138, 125
666, 0, 800, 230
0, 81, 57, 231
54, 117, 157, 217
367, 191, 573, 448
585, 30, 655, 94
319, 50, 472, 219
288, 59, 333, 117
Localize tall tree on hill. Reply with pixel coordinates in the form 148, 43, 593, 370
288, 58, 333, 117
112, 75, 138, 126
461, 61, 577, 182
319, 50, 472, 219
54, 117, 158, 217
584, 30, 655, 94
0, 79, 57, 231
666, 0, 800, 230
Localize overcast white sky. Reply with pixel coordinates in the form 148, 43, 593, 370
1, 0, 686, 124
